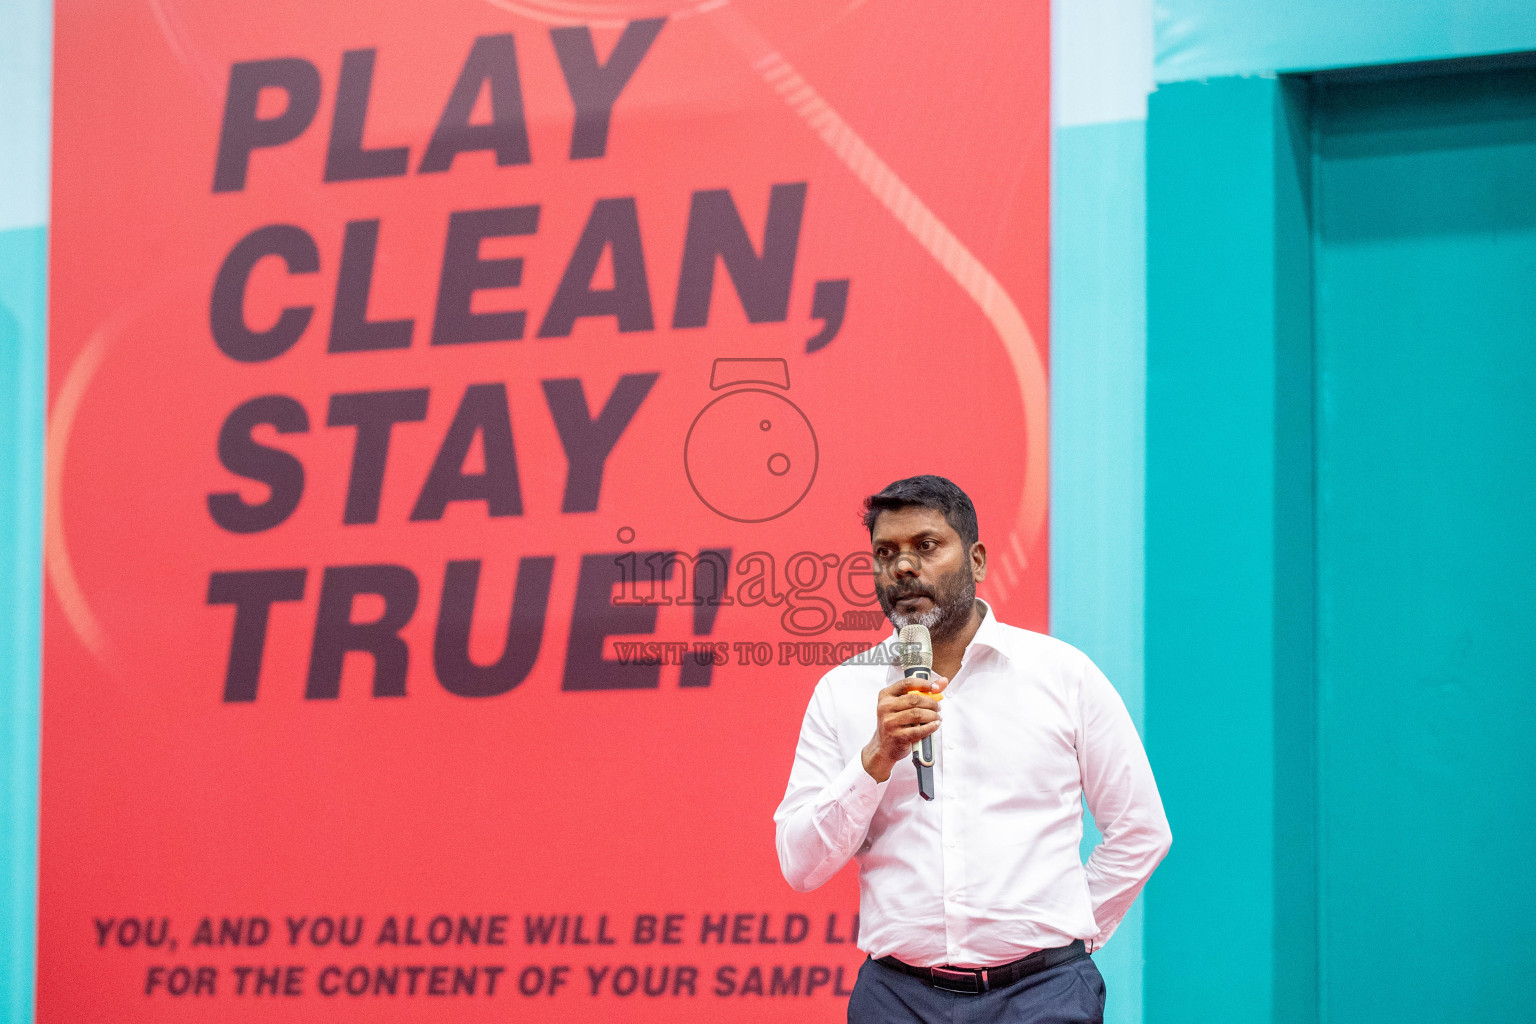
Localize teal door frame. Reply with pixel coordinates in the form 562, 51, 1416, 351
1144, 73, 1317, 1024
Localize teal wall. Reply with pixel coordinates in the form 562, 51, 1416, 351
1157, 0, 1536, 82
1142, 2, 1536, 1024
1144, 5, 1536, 1024
1143, 60, 1536, 1022
0, 0, 49, 1019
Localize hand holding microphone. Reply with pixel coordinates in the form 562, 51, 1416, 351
860, 623, 946, 796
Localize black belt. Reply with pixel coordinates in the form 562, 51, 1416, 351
874, 939, 1087, 995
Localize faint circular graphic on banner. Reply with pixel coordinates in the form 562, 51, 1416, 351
484, 0, 701, 27
685, 388, 818, 523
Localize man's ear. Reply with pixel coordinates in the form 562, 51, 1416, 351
969, 541, 987, 582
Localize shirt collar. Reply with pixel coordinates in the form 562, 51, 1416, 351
965, 599, 1012, 666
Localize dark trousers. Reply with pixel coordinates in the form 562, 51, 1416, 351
847, 953, 1106, 1024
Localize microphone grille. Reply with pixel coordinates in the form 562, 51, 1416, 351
896, 624, 933, 669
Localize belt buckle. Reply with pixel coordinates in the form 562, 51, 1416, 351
929, 966, 988, 995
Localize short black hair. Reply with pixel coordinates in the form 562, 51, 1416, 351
862, 475, 979, 550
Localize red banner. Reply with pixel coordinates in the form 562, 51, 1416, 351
42, 0, 1048, 1018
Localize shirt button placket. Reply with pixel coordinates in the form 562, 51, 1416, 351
941, 722, 964, 964
940, 746, 952, 970
913, 670, 955, 959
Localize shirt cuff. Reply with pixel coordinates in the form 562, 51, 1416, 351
830, 755, 886, 819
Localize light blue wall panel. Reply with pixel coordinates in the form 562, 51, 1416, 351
0, 226, 45, 1024
1157, 0, 1536, 82
0, 0, 50, 1019
1051, 120, 1147, 730
1052, 118, 1148, 1024
0, 0, 51, 231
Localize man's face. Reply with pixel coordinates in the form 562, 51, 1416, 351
870, 506, 979, 641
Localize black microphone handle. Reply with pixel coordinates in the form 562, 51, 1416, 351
913, 746, 936, 801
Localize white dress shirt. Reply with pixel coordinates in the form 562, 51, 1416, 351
774, 601, 1171, 968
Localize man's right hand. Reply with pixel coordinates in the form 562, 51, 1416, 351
861, 675, 948, 783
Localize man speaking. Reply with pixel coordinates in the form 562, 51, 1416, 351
775, 476, 1171, 1023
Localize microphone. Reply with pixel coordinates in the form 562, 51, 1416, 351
897, 624, 938, 801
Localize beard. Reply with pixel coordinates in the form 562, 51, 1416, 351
877, 561, 977, 643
